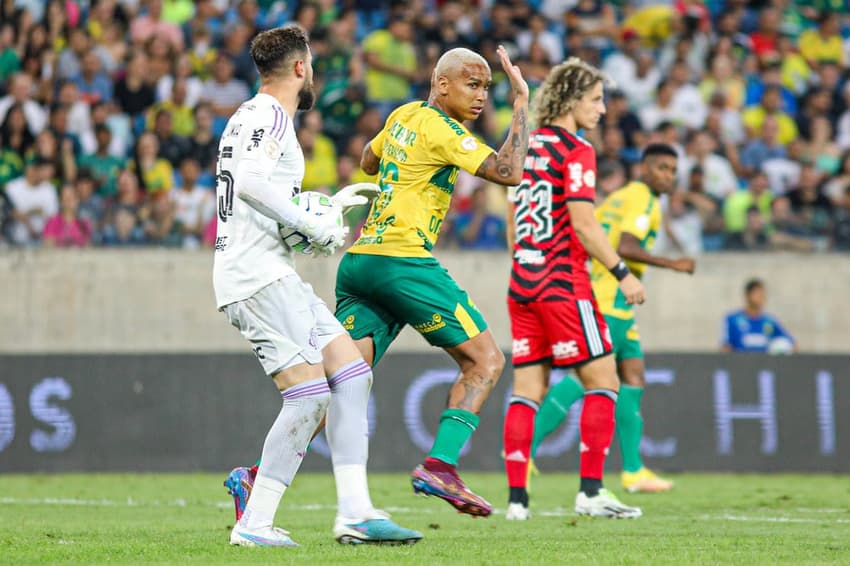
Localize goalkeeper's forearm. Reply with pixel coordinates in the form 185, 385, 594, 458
234, 160, 312, 231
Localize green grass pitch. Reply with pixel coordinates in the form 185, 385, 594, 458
2, 472, 849, 564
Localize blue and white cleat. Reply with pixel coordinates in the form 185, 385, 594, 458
230, 525, 298, 547
333, 511, 423, 545
224, 467, 255, 522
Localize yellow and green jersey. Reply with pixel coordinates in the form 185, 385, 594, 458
591, 181, 661, 319
350, 101, 494, 258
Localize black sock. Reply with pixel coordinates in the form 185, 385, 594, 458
509, 487, 529, 506
580, 477, 602, 497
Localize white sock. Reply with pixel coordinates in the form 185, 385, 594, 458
240, 475, 287, 530
334, 464, 374, 520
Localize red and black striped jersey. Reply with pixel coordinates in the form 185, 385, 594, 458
508, 126, 597, 302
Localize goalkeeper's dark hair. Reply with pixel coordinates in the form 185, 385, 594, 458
250, 25, 309, 79
744, 278, 764, 295
641, 143, 678, 162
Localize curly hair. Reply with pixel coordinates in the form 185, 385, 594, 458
533, 57, 610, 127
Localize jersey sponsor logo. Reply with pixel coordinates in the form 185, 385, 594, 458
214, 235, 228, 251
342, 315, 355, 331
583, 169, 596, 188
534, 134, 560, 143
248, 128, 264, 151
512, 338, 531, 357
413, 314, 446, 334
568, 162, 584, 192
524, 156, 550, 170
225, 123, 242, 137
387, 120, 418, 147
552, 340, 579, 360
514, 249, 545, 265
252, 345, 265, 360
263, 138, 281, 159
461, 136, 478, 151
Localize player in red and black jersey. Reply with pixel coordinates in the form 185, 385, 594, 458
503, 58, 645, 520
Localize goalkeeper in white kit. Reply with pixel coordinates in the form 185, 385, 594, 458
212, 24, 421, 547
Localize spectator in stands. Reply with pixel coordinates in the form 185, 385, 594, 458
29, 128, 77, 187
724, 206, 770, 251
74, 48, 113, 105
808, 116, 841, 177
832, 187, 850, 251
147, 77, 195, 137
0, 102, 35, 162
130, 131, 173, 195
796, 87, 836, 141
768, 196, 820, 252
596, 158, 626, 203
113, 51, 157, 118
298, 120, 338, 193
220, 21, 257, 88
786, 163, 833, 241
721, 279, 795, 353
96, 21, 129, 76
724, 171, 774, 237
142, 192, 181, 247
151, 109, 189, 168
668, 58, 708, 130
565, 0, 618, 52
621, 49, 661, 110
131, 0, 184, 51
186, 102, 217, 173
453, 186, 507, 251
602, 90, 644, 151
748, 7, 781, 63
639, 78, 678, 131
79, 125, 126, 198
200, 54, 249, 119
74, 172, 105, 240
742, 85, 798, 147
762, 138, 805, 196
699, 52, 745, 111
682, 131, 738, 201
43, 184, 93, 248
5, 159, 58, 246
0, 73, 47, 135
57, 27, 91, 82
739, 116, 786, 178
156, 54, 204, 109
0, 22, 19, 88
170, 157, 212, 249
823, 151, 850, 206
57, 81, 93, 149
362, 15, 417, 118
517, 10, 563, 65
798, 11, 844, 69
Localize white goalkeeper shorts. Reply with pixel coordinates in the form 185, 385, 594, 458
222, 274, 345, 375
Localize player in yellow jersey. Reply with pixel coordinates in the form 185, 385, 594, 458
530, 144, 696, 493
335, 46, 530, 517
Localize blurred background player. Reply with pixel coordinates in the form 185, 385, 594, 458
721, 278, 796, 353
530, 144, 696, 495
334, 45, 530, 517
214, 26, 419, 547
502, 58, 644, 521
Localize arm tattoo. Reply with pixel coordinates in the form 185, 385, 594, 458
476, 106, 529, 184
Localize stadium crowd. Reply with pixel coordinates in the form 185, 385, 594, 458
0, 0, 849, 252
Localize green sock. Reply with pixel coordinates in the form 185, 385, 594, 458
531, 375, 585, 458
428, 408, 480, 466
616, 384, 644, 473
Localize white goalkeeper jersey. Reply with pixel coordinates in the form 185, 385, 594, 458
213, 93, 304, 308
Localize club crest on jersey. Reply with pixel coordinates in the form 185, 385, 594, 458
583, 169, 596, 188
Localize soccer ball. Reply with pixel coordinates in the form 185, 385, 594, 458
278, 191, 340, 254
767, 336, 794, 355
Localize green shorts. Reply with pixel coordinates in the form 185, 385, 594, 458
335, 253, 488, 364
604, 314, 643, 362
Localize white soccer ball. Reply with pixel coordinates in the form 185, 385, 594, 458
767, 336, 794, 355
278, 191, 340, 254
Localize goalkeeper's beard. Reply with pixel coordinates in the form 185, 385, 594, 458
297, 81, 315, 111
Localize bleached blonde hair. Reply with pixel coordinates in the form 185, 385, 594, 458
533, 57, 612, 127
433, 47, 489, 81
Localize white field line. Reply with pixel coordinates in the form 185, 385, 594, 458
699, 513, 850, 524
3, 498, 849, 524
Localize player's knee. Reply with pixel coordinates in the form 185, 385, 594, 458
482, 347, 506, 380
